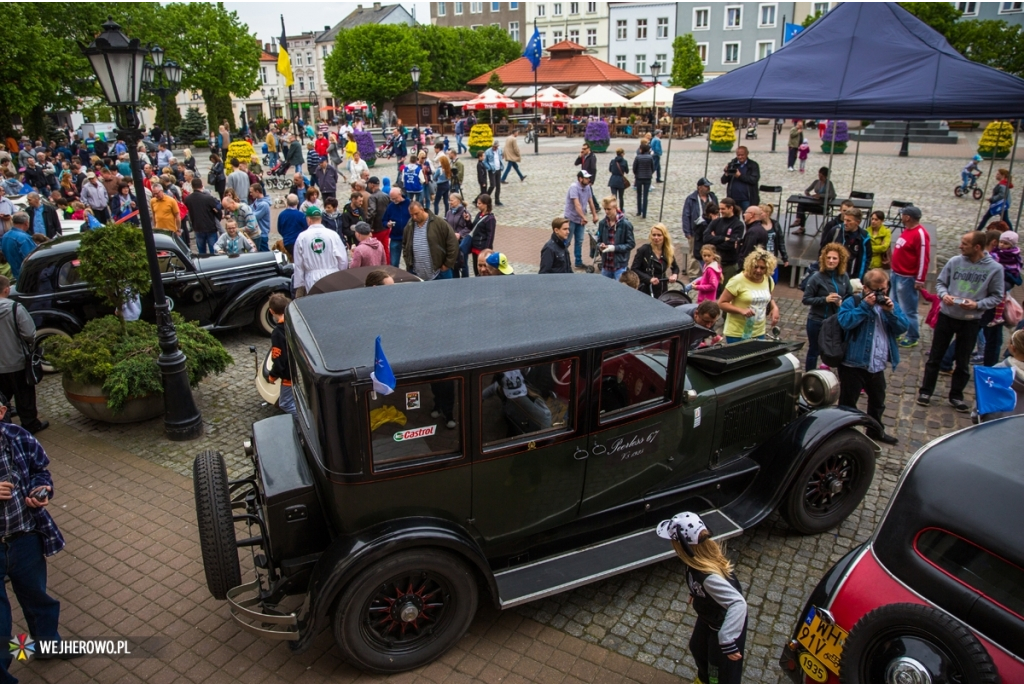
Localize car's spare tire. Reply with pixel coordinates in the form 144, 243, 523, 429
782, 429, 875, 534
332, 548, 478, 673
839, 603, 998, 684
193, 450, 242, 600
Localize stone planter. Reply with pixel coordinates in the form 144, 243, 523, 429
710, 141, 735, 152
586, 142, 609, 153
62, 377, 164, 424
820, 141, 848, 154
468, 146, 491, 158
365, 157, 376, 168
979, 150, 1010, 160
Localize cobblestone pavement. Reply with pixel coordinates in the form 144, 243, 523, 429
22, 134, 1019, 682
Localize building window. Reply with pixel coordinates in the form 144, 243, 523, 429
757, 40, 775, 59
491, 1, 500, 10
570, 1, 579, 14
510, 2, 519, 8
696, 42, 708, 65
540, 31, 547, 47
306, 52, 313, 65
725, 6, 742, 29
298, 76, 305, 91
615, 54, 627, 70
723, 42, 740, 64
537, 3, 545, 16
637, 18, 648, 39
655, 53, 667, 69
812, 2, 830, 16
616, 19, 627, 40
759, 3, 777, 27
1000, 1, 1023, 11
553, 29, 564, 43
553, 3, 563, 16
471, 24, 482, 29
455, 2, 463, 14
471, 2, 482, 13
588, 1, 596, 12
569, 29, 579, 43
509, 21, 520, 42
587, 28, 597, 46
693, 7, 710, 30
956, 2, 978, 14
321, 45, 329, 58
309, 77, 315, 91
655, 16, 671, 38
260, 66, 268, 84
438, 2, 446, 16
635, 54, 647, 74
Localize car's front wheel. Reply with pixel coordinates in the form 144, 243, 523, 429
839, 603, 998, 683
252, 294, 277, 336
35, 327, 72, 374
782, 429, 875, 534
332, 549, 478, 673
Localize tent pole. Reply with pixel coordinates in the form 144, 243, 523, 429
704, 121, 711, 178
976, 122, 1008, 229
1006, 118, 1019, 197
658, 117, 675, 222
823, 120, 836, 225
850, 129, 862, 195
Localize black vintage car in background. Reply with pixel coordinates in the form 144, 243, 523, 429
194, 276, 882, 674
11, 232, 292, 369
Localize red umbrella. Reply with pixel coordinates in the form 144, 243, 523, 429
520, 86, 571, 108
463, 88, 520, 110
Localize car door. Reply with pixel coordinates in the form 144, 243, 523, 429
156, 248, 213, 325
470, 355, 588, 553
578, 335, 698, 517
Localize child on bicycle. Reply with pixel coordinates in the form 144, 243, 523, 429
961, 154, 982, 194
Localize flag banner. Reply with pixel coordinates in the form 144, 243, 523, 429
974, 366, 1016, 415
370, 336, 396, 396
783, 23, 804, 45
523, 27, 542, 71
278, 16, 294, 87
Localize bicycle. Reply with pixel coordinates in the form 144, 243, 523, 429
953, 171, 984, 200
524, 126, 536, 146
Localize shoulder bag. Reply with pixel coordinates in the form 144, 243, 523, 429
11, 302, 43, 386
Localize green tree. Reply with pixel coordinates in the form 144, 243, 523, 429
76, 223, 151, 333
177, 107, 207, 142
486, 72, 506, 93
952, 20, 1024, 78
801, 10, 825, 28
670, 35, 704, 89
324, 25, 430, 111
899, 2, 963, 38
414, 25, 521, 92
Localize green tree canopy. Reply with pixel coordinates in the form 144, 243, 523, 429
670, 35, 704, 89
324, 25, 430, 111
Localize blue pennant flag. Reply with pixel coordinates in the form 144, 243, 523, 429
524, 26, 542, 71
371, 336, 396, 396
974, 366, 1016, 415
783, 23, 804, 45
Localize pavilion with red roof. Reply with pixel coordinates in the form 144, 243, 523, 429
468, 41, 642, 96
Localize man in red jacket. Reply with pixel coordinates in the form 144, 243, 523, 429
890, 206, 931, 348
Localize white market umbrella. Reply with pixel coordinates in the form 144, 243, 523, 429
520, 86, 571, 109
463, 88, 520, 110
568, 85, 630, 109
625, 84, 683, 109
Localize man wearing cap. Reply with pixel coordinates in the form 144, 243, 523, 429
402, 201, 459, 281
564, 171, 600, 270
484, 252, 515, 276
80, 171, 111, 223
484, 142, 504, 207
365, 176, 389, 235
890, 205, 931, 348
682, 178, 718, 277
349, 221, 387, 268
292, 206, 348, 296
24, 193, 61, 240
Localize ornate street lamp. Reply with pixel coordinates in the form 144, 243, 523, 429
410, 65, 422, 154
309, 90, 317, 125
79, 18, 204, 441
650, 61, 661, 126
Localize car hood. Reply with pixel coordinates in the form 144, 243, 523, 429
192, 250, 291, 275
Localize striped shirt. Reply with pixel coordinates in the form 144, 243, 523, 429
410, 219, 435, 280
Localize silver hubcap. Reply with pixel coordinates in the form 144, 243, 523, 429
399, 603, 420, 623
886, 657, 931, 684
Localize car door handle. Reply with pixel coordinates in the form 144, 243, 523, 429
574, 448, 589, 460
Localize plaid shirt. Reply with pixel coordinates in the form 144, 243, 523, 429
0, 423, 64, 556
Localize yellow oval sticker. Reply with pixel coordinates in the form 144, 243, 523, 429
799, 652, 829, 683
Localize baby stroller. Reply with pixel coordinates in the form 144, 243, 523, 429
745, 120, 758, 139
262, 159, 290, 190
585, 230, 604, 274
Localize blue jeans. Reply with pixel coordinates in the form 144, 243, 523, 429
390, 239, 404, 267
456, 134, 466, 154
568, 221, 586, 267
258, 236, 269, 252
195, 231, 218, 255
268, 151, 279, 168
278, 384, 296, 416
960, 170, 972, 192
891, 273, 920, 342
635, 179, 651, 218
977, 206, 1013, 232
653, 155, 662, 182
457, 235, 473, 278
433, 268, 453, 280
602, 267, 627, 280
433, 181, 450, 215
502, 161, 524, 182
737, 200, 752, 212
0, 533, 61, 681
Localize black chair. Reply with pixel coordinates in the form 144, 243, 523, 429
850, 190, 874, 200
759, 184, 783, 219
886, 200, 914, 233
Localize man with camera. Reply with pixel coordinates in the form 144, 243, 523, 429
682, 178, 718, 277
835, 268, 908, 445
720, 146, 760, 211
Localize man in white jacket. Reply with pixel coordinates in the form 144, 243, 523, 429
292, 206, 348, 296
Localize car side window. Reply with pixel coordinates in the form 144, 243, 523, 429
480, 359, 575, 449
57, 260, 83, 287
366, 379, 463, 471
599, 338, 675, 420
157, 250, 188, 274
916, 528, 1024, 618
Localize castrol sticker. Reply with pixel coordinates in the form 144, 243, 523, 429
394, 425, 437, 442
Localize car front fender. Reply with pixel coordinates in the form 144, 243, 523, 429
288, 517, 496, 654
721, 406, 880, 530
27, 308, 83, 336
213, 276, 291, 330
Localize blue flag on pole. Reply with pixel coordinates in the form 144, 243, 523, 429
974, 366, 1016, 415
524, 26, 542, 71
371, 336, 396, 395
783, 23, 804, 44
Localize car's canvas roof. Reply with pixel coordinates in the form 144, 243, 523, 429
289, 274, 692, 377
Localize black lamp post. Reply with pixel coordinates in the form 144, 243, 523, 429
80, 18, 204, 441
650, 61, 661, 127
141, 45, 181, 145
410, 65, 421, 154
309, 90, 317, 127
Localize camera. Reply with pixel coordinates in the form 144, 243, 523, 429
873, 289, 890, 307
725, 162, 740, 175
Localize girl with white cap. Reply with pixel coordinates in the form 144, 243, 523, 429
657, 512, 748, 683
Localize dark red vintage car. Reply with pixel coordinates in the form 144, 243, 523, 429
779, 415, 1024, 683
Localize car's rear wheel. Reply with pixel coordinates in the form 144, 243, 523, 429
252, 295, 277, 336
332, 549, 478, 673
35, 327, 72, 374
839, 603, 998, 683
782, 429, 875, 534
193, 450, 242, 600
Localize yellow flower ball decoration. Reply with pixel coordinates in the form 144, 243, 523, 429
224, 140, 256, 174
978, 121, 1013, 158
467, 123, 494, 156
709, 120, 737, 145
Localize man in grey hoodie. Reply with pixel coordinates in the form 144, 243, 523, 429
918, 231, 1005, 412
0, 276, 48, 433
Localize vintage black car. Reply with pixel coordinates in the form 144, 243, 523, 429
193, 276, 881, 673
11, 232, 292, 368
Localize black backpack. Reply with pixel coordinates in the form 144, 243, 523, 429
817, 295, 859, 368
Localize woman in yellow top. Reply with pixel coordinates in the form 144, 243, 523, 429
867, 210, 892, 269
718, 247, 780, 343
344, 132, 358, 162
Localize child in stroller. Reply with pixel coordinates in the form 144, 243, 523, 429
745, 120, 758, 139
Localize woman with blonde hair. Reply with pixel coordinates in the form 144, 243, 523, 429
718, 247, 779, 343
630, 223, 678, 297
182, 147, 196, 172
657, 512, 747, 684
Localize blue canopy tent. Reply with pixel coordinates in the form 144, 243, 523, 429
666, 2, 1024, 224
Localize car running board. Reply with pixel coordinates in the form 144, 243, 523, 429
495, 509, 743, 608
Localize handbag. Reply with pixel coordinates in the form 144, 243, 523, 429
880, 247, 891, 269
10, 303, 43, 387
623, 177, 631, 190
1003, 293, 1023, 327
